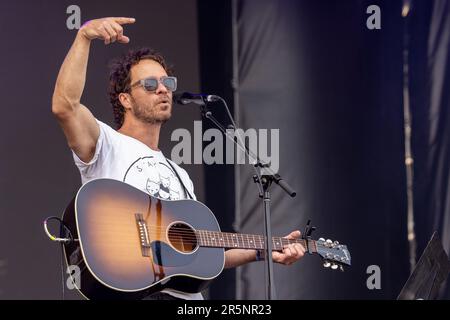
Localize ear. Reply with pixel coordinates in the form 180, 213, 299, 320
118, 93, 133, 111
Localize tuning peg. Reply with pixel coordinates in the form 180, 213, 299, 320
319, 237, 325, 242
331, 263, 339, 270
339, 265, 345, 272
323, 261, 331, 268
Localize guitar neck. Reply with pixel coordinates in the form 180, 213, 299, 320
195, 230, 317, 253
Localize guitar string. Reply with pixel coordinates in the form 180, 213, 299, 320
133, 229, 307, 247
95, 227, 316, 250
137, 239, 294, 250
119, 226, 308, 244
100, 221, 310, 239
126, 227, 307, 243
114, 224, 309, 243
99, 223, 310, 246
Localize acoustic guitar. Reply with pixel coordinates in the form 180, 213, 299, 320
61, 178, 351, 299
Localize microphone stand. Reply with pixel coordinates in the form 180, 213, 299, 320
196, 96, 296, 300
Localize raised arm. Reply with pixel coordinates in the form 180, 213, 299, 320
52, 17, 135, 162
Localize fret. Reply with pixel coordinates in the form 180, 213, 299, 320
211, 231, 216, 247
203, 231, 208, 247
274, 237, 281, 251
219, 232, 224, 247
222, 232, 225, 248
198, 230, 203, 246
216, 232, 221, 247
201, 230, 206, 247
225, 232, 230, 248
203, 230, 207, 247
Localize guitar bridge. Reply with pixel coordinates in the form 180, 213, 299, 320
135, 213, 151, 257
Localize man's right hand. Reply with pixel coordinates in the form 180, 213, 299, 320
53, 17, 135, 162
79, 17, 136, 45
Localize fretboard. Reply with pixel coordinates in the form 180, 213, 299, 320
195, 230, 316, 252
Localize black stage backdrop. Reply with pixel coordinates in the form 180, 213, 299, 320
200, 0, 450, 299
233, 0, 409, 299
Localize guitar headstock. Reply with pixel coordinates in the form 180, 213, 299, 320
315, 238, 351, 271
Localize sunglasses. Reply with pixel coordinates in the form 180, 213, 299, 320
129, 76, 177, 92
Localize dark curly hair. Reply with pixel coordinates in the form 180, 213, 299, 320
108, 47, 173, 128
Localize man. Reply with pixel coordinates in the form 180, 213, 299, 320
52, 17, 305, 300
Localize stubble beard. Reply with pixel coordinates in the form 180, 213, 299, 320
131, 96, 172, 125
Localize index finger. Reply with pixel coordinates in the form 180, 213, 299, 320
285, 230, 301, 239
113, 17, 136, 25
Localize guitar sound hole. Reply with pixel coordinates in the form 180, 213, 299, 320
167, 223, 198, 253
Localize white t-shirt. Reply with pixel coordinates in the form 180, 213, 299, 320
72, 119, 203, 300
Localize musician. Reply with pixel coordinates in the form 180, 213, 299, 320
52, 17, 305, 300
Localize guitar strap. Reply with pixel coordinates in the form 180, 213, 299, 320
165, 158, 195, 200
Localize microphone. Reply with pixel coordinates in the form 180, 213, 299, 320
172, 92, 220, 105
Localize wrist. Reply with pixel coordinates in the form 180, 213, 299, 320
255, 249, 265, 261
77, 27, 91, 42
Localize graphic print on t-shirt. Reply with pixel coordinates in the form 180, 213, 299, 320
123, 156, 182, 200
